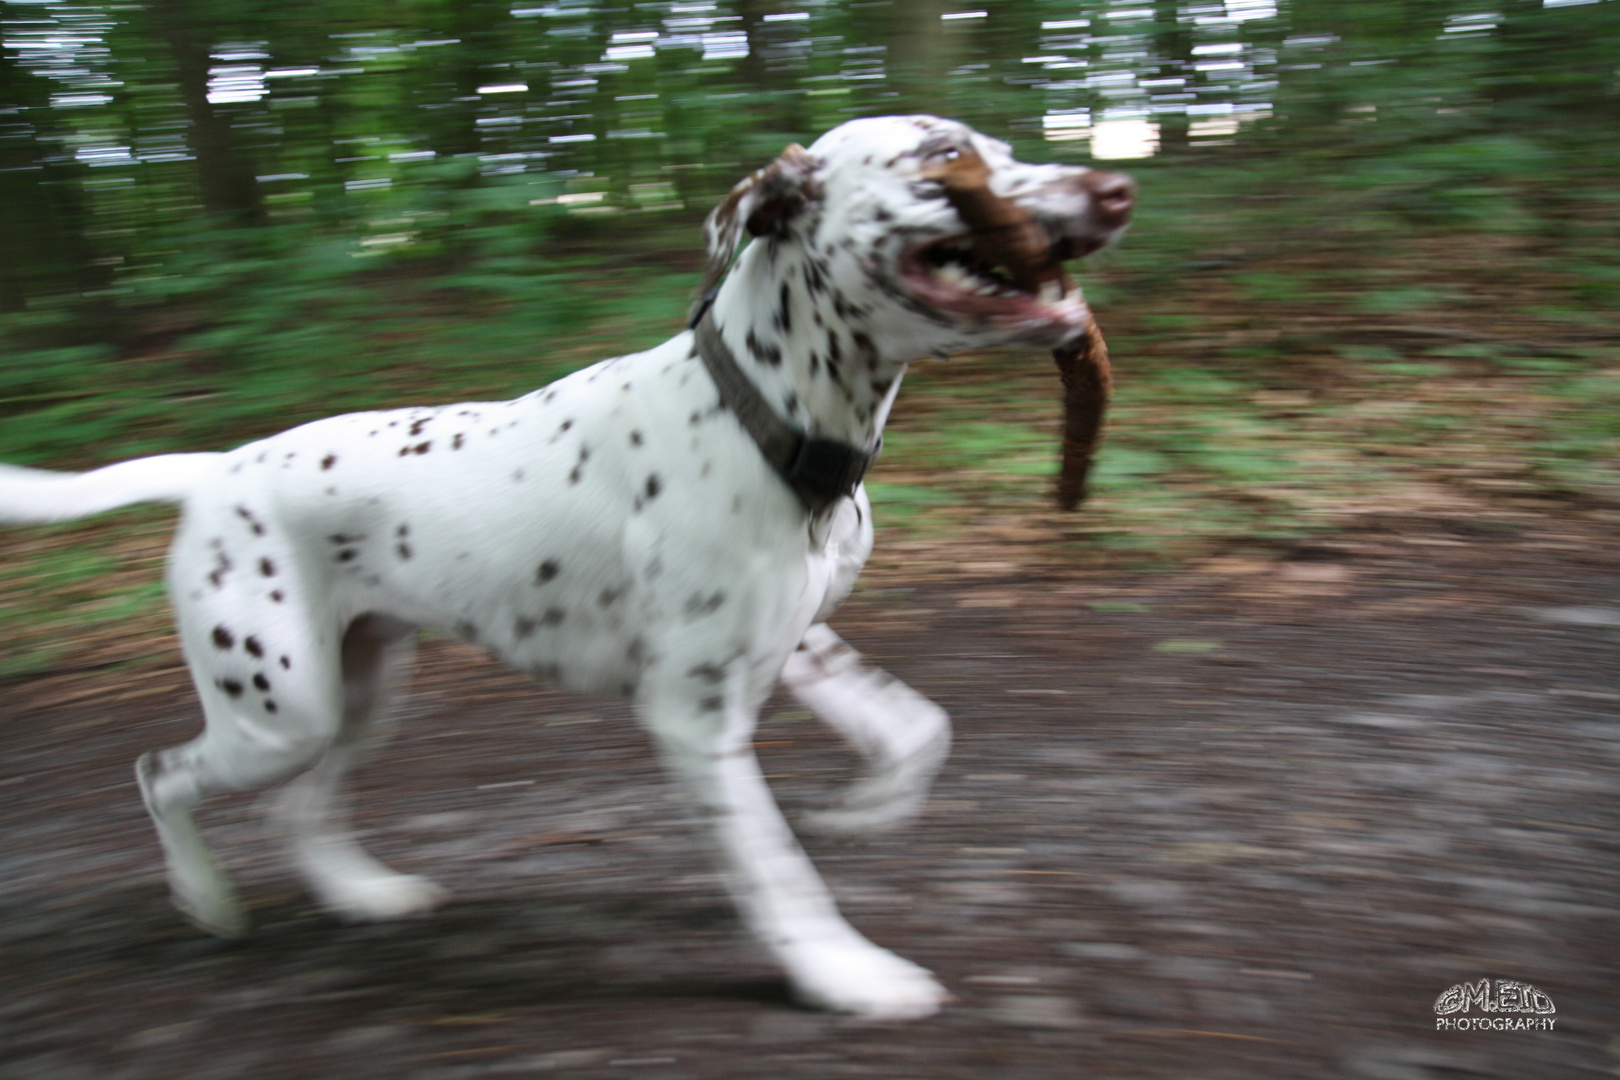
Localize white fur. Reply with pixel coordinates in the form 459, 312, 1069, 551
0, 116, 1130, 1020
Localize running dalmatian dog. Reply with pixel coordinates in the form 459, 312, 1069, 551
0, 115, 1132, 1019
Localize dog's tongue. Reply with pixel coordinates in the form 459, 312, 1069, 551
921, 150, 1070, 295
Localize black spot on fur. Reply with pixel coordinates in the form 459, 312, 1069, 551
212, 626, 234, 650
626, 637, 647, 664
234, 506, 265, 536
598, 587, 622, 608
259, 557, 275, 577
219, 678, 243, 698
783, 390, 799, 415
537, 559, 560, 584
244, 636, 263, 658
397, 543, 412, 560
396, 524, 409, 537
280, 655, 291, 669
270, 590, 284, 603
852, 330, 878, 369
541, 607, 566, 627
252, 673, 270, 691
264, 700, 277, 713
776, 281, 793, 334
337, 549, 357, 563
630, 430, 643, 447
321, 454, 337, 470
409, 417, 430, 436
452, 433, 465, 449
683, 591, 727, 619
687, 662, 725, 684
699, 696, 724, 713
328, 533, 362, 545
513, 616, 537, 639
414, 441, 431, 454
746, 328, 782, 367
645, 474, 661, 501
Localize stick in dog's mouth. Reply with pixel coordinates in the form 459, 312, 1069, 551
920, 150, 1111, 513
920, 150, 1074, 299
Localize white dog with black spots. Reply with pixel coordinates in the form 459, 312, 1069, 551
0, 115, 1132, 1020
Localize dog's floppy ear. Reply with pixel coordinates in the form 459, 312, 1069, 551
697, 144, 821, 303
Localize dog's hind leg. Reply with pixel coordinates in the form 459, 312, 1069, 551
136, 736, 252, 937
638, 660, 946, 1019
779, 624, 951, 833
136, 639, 344, 936
275, 615, 448, 922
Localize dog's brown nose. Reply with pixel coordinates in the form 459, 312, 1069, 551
1083, 170, 1136, 226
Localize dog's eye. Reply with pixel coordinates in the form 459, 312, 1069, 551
929, 146, 962, 164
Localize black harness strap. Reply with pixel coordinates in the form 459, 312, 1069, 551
692, 308, 873, 515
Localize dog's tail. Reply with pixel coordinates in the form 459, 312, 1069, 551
0, 454, 220, 524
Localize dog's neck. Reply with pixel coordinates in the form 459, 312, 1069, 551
705, 238, 908, 450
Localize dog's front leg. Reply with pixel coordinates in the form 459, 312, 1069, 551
780, 624, 951, 833
637, 664, 946, 1019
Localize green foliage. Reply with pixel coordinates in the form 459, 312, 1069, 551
1, 0, 1618, 655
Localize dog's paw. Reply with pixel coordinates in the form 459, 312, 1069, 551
318, 872, 450, 923
783, 939, 948, 1020
802, 725, 950, 835
174, 889, 251, 938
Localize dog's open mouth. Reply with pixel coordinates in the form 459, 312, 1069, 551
901, 232, 1085, 324
898, 148, 1106, 333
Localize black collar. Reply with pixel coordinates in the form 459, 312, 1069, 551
690, 304, 874, 515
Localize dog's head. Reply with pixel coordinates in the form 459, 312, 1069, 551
701, 115, 1133, 356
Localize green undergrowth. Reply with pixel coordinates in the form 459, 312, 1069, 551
3, 162, 1619, 674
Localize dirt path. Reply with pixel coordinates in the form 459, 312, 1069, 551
1, 520, 1616, 1079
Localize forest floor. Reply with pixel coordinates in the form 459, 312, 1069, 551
0, 503, 1615, 1079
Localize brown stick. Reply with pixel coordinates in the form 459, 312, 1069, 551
921, 148, 1109, 510
920, 151, 1063, 292
1053, 319, 1111, 512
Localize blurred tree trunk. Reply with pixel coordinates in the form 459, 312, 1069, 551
735, 0, 810, 135
883, 0, 958, 113
0, 51, 106, 311
157, 0, 264, 225
1152, 0, 1192, 156
438, 0, 510, 158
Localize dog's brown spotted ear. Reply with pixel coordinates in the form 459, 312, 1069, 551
697, 144, 821, 306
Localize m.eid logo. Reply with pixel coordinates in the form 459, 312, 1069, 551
1434, 979, 1557, 1031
